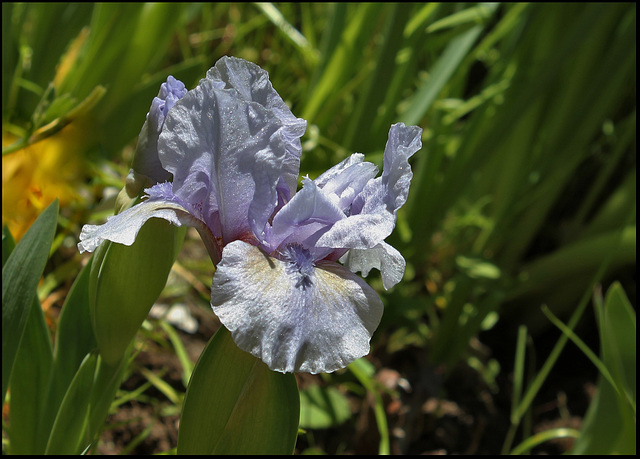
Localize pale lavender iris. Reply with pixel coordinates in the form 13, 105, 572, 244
78, 56, 422, 374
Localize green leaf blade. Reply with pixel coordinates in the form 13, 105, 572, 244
2, 199, 58, 405
571, 283, 636, 454
7, 297, 53, 454
44, 351, 98, 455
178, 326, 300, 455
299, 384, 352, 429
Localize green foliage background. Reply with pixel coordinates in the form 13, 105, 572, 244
2, 2, 635, 455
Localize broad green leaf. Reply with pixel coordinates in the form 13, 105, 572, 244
7, 296, 53, 454
571, 283, 636, 454
90, 218, 181, 364
178, 326, 299, 455
33, 260, 97, 454
44, 351, 97, 455
2, 199, 58, 405
299, 384, 352, 429
572, 283, 636, 454
600, 283, 636, 407
52, 259, 97, 395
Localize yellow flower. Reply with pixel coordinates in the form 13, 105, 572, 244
2, 119, 91, 240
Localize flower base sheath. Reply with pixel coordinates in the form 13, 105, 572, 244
78, 56, 422, 374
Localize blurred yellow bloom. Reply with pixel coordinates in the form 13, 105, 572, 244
2, 120, 90, 240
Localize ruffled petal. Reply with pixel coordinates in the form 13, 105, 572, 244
211, 241, 384, 374
207, 56, 307, 202
315, 155, 379, 212
340, 241, 406, 290
267, 178, 346, 255
159, 79, 291, 244
315, 211, 392, 250
314, 123, 422, 250
314, 153, 366, 188
378, 122, 423, 213
77, 198, 198, 254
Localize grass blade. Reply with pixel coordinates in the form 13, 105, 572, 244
510, 428, 580, 455
399, 3, 498, 126
35, 260, 97, 453
348, 358, 390, 455
2, 199, 58, 405
343, 3, 413, 152
254, 3, 318, 65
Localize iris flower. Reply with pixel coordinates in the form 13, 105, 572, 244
79, 56, 422, 374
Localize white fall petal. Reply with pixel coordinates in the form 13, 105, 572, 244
211, 240, 384, 374
77, 200, 197, 254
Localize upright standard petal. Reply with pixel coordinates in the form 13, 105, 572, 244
267, 178, 346, 256
314, 123, 422, 251
378, 122, 424, 213
211, 241, 384, 374
159, 79, 292, 244
207, 56, 307, 203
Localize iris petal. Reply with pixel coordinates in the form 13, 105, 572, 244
133, 76, 187, 184
317, 158, 379, 212
340, 241, 406, 290
315, 123, 422, 251
267, 178, 346, 255
157, 58, 306, 245
77, 199, 198, 254
211, 241, 384, 374
207, 56, 307, 205
314, 153, 366, 188
159, 82, 287, 244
